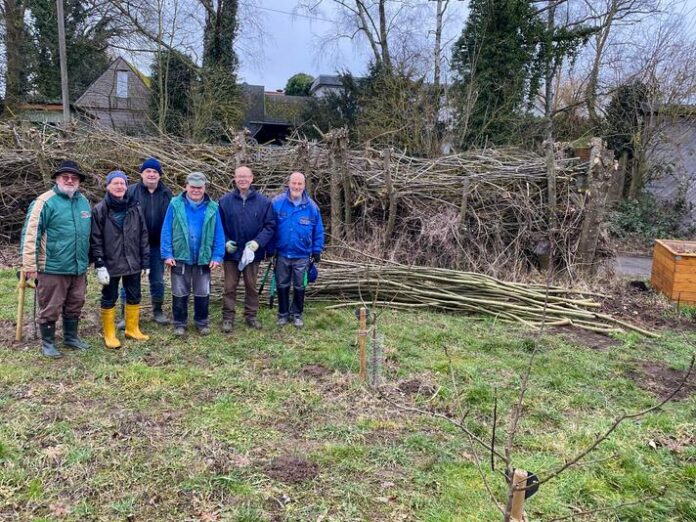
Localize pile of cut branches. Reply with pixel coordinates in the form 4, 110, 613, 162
308, 260, 655, 337
0, 123, 592, 277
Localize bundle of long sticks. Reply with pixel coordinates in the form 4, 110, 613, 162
307, 260, 655, 337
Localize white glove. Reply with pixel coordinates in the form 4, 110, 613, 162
96, 266, 110, 286
237, 246, 255, 272
225, 240, 237, 254
142, 268, 150, 277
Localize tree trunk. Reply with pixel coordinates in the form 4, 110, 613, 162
577, 138, 615, 274
544, 3, 558, 229
378, 0, 391, 69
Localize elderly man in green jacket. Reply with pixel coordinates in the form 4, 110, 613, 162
21, 160, 92, 359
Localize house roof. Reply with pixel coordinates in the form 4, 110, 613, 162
74, 56, 150, 107
309, 74, 343, 94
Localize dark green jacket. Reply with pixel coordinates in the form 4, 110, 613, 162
21, 186, 91, 275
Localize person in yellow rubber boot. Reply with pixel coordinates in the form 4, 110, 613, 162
90, 171, 150, 348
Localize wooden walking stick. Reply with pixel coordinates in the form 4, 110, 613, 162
16, 271, 27, 342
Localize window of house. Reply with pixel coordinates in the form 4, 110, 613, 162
116, 71, 129, 98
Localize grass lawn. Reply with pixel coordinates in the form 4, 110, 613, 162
0, 268, 694, 521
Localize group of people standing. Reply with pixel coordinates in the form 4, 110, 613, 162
21, 158, 324, 359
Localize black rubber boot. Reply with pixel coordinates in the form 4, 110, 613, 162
116, 302, 125, 330
40, 322, 62, 359
193, 295, 210, 331
172, 295, 188, 328
277, 287, 290, 318
291, 289, 306, 328
152, 299, 170, 325
63, 317, 89, 350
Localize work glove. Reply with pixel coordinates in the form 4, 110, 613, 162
142, 268, 150, 277
96, 267, 110, 286
237, 246, 255, 272
311, 253, 321, 263
225, 240, 237, 254
246, 240, 259, 252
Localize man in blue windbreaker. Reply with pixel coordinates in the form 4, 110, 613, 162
272, 172, 325, 328
218, 166, 276, 332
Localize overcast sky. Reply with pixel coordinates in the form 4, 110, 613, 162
236, 0, 469, 91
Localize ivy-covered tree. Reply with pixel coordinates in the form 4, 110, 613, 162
451, 0, 544, 147
284, 73, 314, 96
150, 50, 196, 137
197, 0, 241, 140
26, 0, 116, 100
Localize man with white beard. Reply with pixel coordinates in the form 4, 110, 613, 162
20, 160, 92, 358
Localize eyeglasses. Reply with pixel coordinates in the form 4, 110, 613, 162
58, 174, 80, 182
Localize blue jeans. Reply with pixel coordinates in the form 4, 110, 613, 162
120, 245, 165, 303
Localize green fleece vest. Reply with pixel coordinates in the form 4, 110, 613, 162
170, 195, 219, 265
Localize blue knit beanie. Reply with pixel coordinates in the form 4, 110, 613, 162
140, 157, 163, 175
106, 170, 128, 186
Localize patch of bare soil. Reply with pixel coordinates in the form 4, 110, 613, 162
300, 363, 330, 379
265, 456, 319, 484
628, 361, 696, 400
552, 327, 620, 351
397, 379, 437, 396
600, 283, 692, 331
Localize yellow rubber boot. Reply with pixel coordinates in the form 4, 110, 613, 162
101, 308, 122, 349
125, 304, 149, 341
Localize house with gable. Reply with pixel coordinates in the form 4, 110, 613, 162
74, 56, 151, 133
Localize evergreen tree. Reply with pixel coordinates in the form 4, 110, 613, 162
26, 0, 115, 100
149, 50, 196, 137
285, 73, 314, 96
451, 0, 544, 147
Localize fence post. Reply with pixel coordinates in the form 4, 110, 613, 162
510, 469, 528, 522
459, 178, 470, 237
357, 307, 368, 382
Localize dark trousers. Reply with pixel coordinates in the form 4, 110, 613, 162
37, 273, 87, 323
222, 260, 260, 321
171, 264, 211, 328
102, 272, 141, 309
120, 245, 165, 302
275, 256, 309, 319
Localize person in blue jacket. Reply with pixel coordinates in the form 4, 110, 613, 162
160, 172, 225, 336
218, 166, 276, 332
272, 171, 325, 328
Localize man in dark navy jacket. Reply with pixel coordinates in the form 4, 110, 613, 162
218, 166, 276, 332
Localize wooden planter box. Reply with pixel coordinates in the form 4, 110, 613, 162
651, 239, 696, 304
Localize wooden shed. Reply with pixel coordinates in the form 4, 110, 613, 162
651, 239, 696, 304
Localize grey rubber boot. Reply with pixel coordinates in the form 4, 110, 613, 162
63, 317, 89, 350
40, 322, 62, 359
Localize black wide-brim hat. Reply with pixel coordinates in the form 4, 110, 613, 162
52, 160, 85, 181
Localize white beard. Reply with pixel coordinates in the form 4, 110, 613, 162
56, 184, 77, 198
